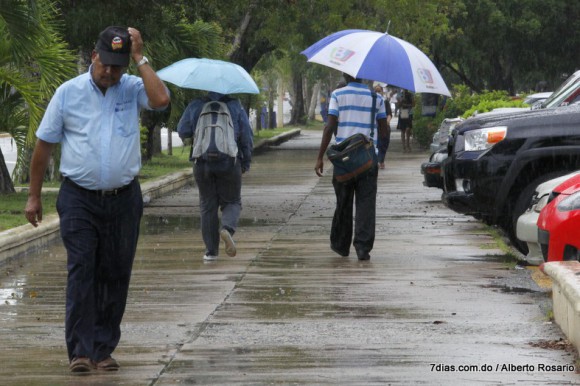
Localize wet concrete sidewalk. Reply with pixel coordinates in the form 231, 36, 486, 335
0, 130, 578, 385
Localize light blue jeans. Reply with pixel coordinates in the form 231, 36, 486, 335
193, 157, 242, 256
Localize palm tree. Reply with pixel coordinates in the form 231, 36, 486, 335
0, 0, 76, 193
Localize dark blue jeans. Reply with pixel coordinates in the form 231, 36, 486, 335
331, 166, 378, 258
57, 178, 143, 362
194, 157, 242, 256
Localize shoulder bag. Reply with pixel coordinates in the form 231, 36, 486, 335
326, 93, 378, 183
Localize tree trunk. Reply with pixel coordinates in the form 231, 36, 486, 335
268, 87, 275, 129
277, 81, 285, 128
167, 126, 173, 155
13, 145, 32, 184
226, 2, 257, 59
440, 60, 481, 93
141, 109, 167, 160
302, 78, 310, 119
144, 125, 162, 161
0, 148, 15, 194
255, 108, 262, 132
289, 75, 306, 125
308, 81, 321, 120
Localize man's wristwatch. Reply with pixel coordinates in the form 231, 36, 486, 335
136, 56, 149, 68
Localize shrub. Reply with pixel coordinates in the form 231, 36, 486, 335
412, 93, 448, 149
413, 115, 438, 149
461, 99, 528, 118
412, 86, 526, 149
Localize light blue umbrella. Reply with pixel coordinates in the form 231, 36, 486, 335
157, 58, 260, 94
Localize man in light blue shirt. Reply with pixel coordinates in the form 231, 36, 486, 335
25, 26, 169, 373
315, 73, 390, 261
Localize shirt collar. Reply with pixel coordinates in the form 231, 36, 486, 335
87, 64, 124, 92
347, 81, 368, 89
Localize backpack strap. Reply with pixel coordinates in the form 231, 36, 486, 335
370, 92, 377, 139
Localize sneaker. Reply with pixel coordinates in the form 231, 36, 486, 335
203, 254, 218, 261
93, 356, 120, 371
69, 357, 92, 373
220, 229, 237, 257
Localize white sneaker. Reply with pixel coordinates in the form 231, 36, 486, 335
203, 254, 217, 261
220, 229, 237, 257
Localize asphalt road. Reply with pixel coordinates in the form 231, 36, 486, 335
0, 129, 577, 385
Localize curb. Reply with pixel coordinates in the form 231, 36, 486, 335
0, 129, 301, 266
0, 214, 61, 265
253, 129, 301, 151
0, 169, 193, 266
541, 261, 580, 354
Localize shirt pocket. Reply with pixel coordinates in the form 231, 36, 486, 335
113, 102, 138, 137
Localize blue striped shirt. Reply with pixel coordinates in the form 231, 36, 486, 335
328, 82, 387, 145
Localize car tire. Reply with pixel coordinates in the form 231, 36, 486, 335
507, 171, 569, 255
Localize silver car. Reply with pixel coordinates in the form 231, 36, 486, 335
516, 171, 580, 265
429, 117, 464, 153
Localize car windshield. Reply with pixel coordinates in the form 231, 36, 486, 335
541, 71, 580, 109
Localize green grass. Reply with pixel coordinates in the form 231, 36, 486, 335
1, 127, 313, 232
482, 225, 519, 265
2, 146, 193, 232
254, 127, 294, 139
139, 146, 191, 181
255, 122, 325, 139
0, 191, 59, 231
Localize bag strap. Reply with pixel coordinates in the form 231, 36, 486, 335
370, 92, 377, 139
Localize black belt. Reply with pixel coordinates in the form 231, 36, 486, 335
64, 178, 135, 197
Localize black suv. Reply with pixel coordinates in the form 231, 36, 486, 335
441, 104, 580, 253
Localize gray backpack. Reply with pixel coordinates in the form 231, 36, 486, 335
191, 101, 238, 161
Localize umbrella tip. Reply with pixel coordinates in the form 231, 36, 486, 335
385, 20, 391, 34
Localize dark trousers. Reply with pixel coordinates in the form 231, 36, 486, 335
194, 158, 242, 256
331, 166, 378, 258
57, 178, 143, 362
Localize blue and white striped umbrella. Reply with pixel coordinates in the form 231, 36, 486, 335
301, 29, 451, 96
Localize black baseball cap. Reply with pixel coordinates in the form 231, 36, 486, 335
96, 26, 131, 66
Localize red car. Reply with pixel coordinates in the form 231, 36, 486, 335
537, 173, 580, 262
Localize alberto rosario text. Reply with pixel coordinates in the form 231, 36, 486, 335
430, 363, 575, 372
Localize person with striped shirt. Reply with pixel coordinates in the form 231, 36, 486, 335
315, 73, 390, 261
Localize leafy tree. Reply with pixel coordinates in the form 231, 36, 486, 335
0, 0, 77, 193
55, 1, 225, 159
436, 0, 580, 94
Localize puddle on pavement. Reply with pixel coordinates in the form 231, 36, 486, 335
481, 284, 538, 294
216, 301, 423, 320
170, 346, 321, 373
0, 213, 277, 319
141, 215, 276, 235
440, 254, 514, 265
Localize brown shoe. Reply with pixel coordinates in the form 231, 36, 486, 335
69, 357, 92, 373
94, 356, 120, 371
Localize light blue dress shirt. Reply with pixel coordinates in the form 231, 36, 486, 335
36, 67, 154, 190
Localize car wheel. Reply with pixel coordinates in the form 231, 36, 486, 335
508, 172, 569, 255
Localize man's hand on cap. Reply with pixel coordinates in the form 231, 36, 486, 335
127, 27, 144, 62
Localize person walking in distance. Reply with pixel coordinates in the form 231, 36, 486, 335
25, 26, 170, 373
315, 73, 390, 261
178, 91, 253, 262
398, 90, 415, 152
374, 85, 392, 169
